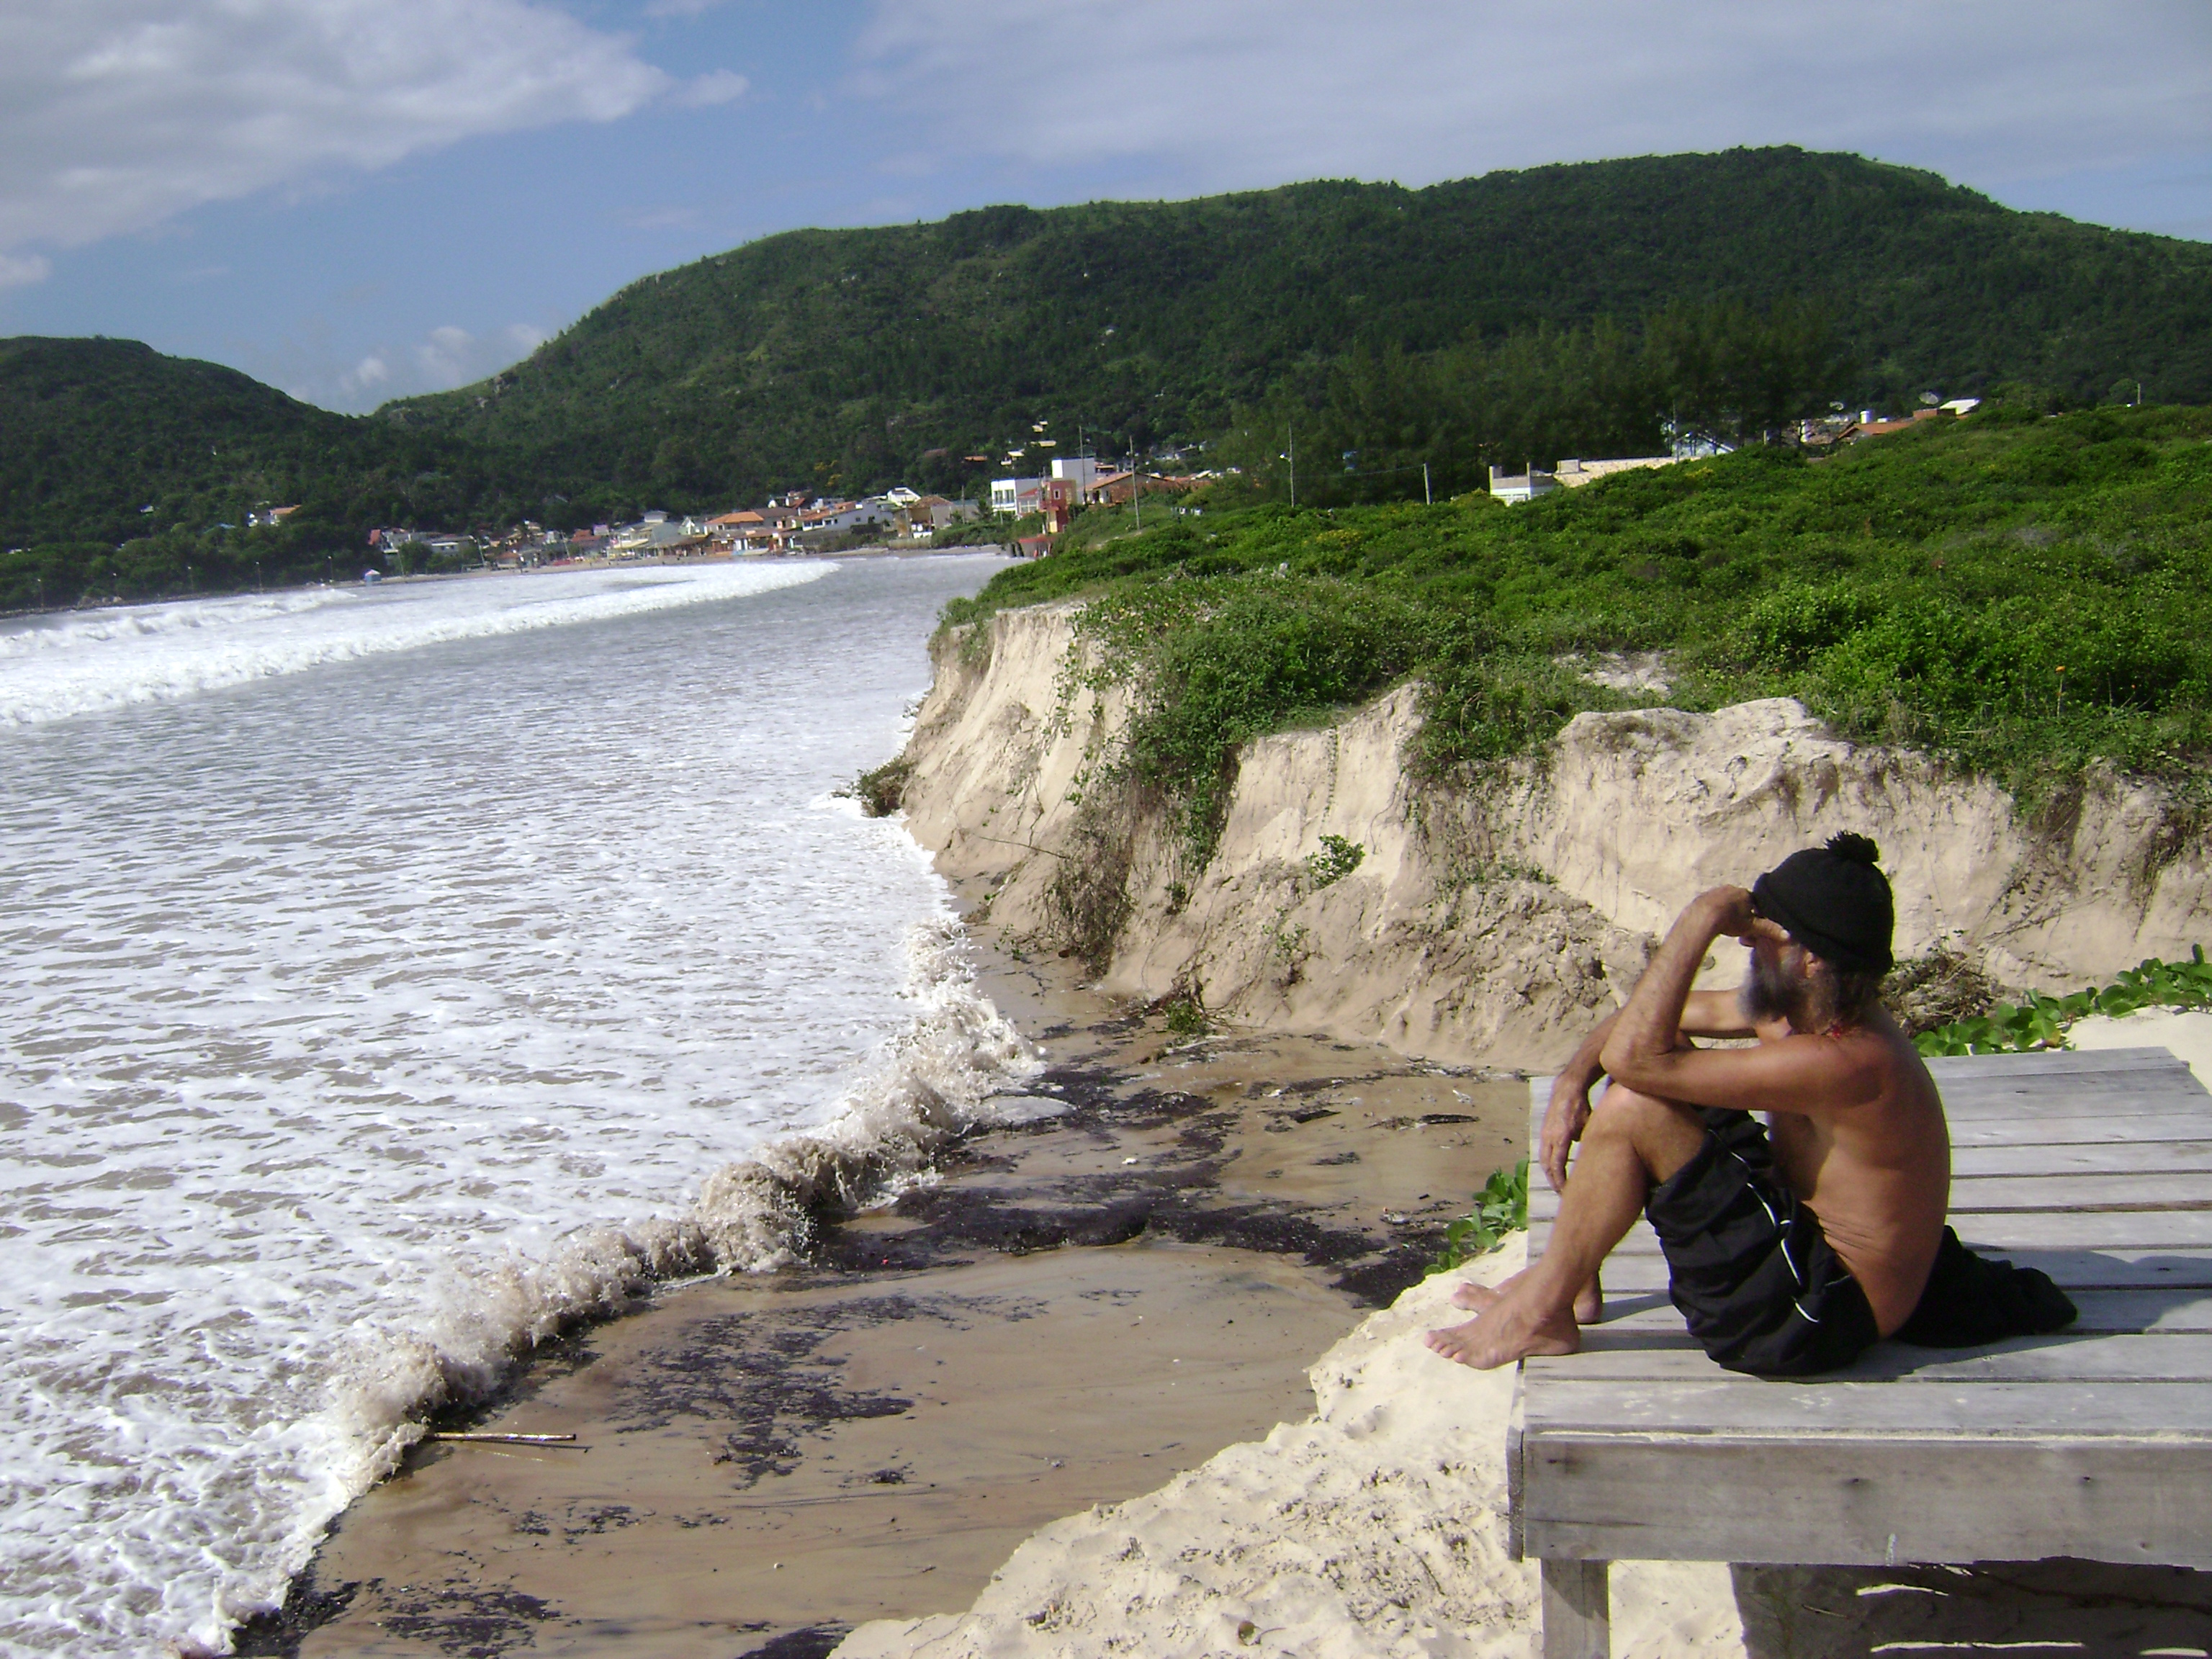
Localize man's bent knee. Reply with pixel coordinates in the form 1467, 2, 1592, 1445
1586, 1084, 1709, 1181
1588, 1083, 1702, 1133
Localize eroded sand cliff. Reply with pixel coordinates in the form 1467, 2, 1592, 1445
899, 603, 2211, 1069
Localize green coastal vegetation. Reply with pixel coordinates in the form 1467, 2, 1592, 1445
6, 147, 2212, 611
943, 403, 2212, 859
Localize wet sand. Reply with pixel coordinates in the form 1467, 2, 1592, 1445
251, 942, 1531, 1658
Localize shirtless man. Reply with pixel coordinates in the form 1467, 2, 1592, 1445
1426, 833, 1950, 1377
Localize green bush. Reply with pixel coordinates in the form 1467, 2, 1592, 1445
1305, 835, 1366, 887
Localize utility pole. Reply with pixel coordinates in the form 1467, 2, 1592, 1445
1130, 449, 1141, 531
1287, 423, 1297, 508
1423, 462, 1432, 506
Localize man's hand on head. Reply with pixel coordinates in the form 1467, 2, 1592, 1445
1701, 884, 1758, 941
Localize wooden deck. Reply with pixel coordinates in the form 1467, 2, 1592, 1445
1509, 1046, 2212, 1658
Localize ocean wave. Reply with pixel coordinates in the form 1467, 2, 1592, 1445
0, 562, 831, 728
281, 911, 1040, 1635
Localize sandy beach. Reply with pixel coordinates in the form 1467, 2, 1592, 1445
252, 930, 1532, 1658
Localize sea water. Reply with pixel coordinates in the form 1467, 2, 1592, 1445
0, 556, 1035, 1656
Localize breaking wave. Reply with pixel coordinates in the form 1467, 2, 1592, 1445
0, 562, 830, 727
304, 913, 1042, 1582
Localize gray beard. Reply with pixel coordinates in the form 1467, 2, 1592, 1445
1740, 950, 1809, 1026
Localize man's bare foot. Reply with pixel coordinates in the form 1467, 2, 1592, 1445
1450, 1271, 1601, 1324
1449, 1272, 1514, 1313
1424, 1299, 1581, 1369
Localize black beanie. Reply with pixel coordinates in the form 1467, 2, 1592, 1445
1750, 832, 1895, 975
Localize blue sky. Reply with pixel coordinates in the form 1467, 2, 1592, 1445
3, 1, 2207, 413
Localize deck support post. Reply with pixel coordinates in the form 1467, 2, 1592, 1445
1541, 1558, 1610, 1659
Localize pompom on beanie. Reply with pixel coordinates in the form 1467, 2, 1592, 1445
1750, 832, 1895, 975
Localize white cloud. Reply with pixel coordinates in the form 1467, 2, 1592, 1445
417, 324, 475, 385
0, 251, 50, 289
0, 1, 675, 258
677, 68, 749, 108
854, 1, 2212, 199
341, 353, 390, 395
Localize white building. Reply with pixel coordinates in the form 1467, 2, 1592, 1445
1488, 464, 1557, 505
991, 477, 1044, 516
1553, 457, 1677, 489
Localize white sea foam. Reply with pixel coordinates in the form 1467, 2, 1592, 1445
0, 554, 1012, 1655
0, 562, 827, 727
317, 915, 1040, 1503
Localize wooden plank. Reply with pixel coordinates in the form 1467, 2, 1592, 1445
1539, 1560, 1609, 1659
1569, 1246, 2212, 1295
1926, 1047, 2186, 1081
1525, 1333, 2212, 1385
1529, 1110, 2212, 1151
1528, 1200, 2212, 1251
1532, 1173, 2212, 1216
1947, 1112, 2212, 1147
1524, 1378, 2212, 1435
1951, 1139, 2212, 1174
1582, 1287, 2212, 1336
1524, 1102, 2212, 1162
1936, 1171, 2212, 1209
1519, 1437, 2212, 1568
1527, 1059, 2208, 1129
1933, 1066, 2203, 1099
1938, 1084, 2209, 1120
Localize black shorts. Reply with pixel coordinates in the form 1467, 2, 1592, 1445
1643, 1107, 1880, 1378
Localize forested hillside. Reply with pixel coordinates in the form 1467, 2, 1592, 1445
393, 147, 2212, 519
4, 146, 2208, 607
0, 338, 506, 608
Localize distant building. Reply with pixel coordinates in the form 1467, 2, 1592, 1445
1048, 457, 1101, 493
991, 477, 1044, 516
1488, 464, 1557, 505
1554, 457, 1676, 489
1040, 476, 1080, 533
247, 505, 301, 529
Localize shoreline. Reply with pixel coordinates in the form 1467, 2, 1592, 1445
233, 920, 2212, 1658
250, 894, 1533, 1658
0, 544, 1015, 626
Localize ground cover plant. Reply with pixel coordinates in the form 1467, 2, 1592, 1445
1915, 948, 2212, 1056
1426, 1159, 1532, 1274
945, 403, 2212, 859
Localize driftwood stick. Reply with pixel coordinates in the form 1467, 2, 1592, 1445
425, 1431, 580, 1446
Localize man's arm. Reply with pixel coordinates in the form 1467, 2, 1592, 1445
1539, 988, 1754, 1190
1599, 888, 1887, 1118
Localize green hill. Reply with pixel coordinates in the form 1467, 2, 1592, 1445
5, 146, 2210, 607
392, 147, 2212, 519
0, 337, 511, 607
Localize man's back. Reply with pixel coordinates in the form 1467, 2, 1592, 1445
1768, 1009, 1951, 1334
